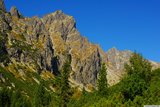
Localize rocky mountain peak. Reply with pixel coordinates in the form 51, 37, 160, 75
10, 6, 20, 18
107, 47, 132, 64
0, 4, 105, 90
1, 2, 160, 91
42, 10, 75, 24
0, 0, 6, 12
106, 48, 132, 85
107, 47, 119, 54
106, 47, 160, 85
51, 10, 66, 20
42, 10, 77, 41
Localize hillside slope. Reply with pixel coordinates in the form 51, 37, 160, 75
0, 0, 159, 90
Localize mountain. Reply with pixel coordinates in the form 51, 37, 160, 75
0, 1, 107, 91
0, 0, 6, 12
0, 0, 159, 91
106, 47, 160, 85
106, 48, 132, 85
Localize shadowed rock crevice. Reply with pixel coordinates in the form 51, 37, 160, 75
51, 57, 60, 76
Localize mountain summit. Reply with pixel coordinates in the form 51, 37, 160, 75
0, 3, 159, 91
0, 5, 106, 90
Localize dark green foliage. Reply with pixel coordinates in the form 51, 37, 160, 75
0, 88, 31, 107
121, 53, 152, 100
68, 92, 102, 107
0, 32, 10, 65
55, 60, 72, 107
142, 68, 160, 105
0, 66, 38, 97
33, 81, 51, 107
0, 66, 50, 107
0, 10, 2, 14
0, 88, 11, 107
68, 53, 160, 107
0, 49, 160, 107
11, 90, 31, 107
97, 63, 108, 96
125, 53, 152, 83
121, 75, 147, 100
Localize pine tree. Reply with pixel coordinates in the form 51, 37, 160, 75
125, 52, 152, 83
58, 60, 72, 107
11, 90, 31, 107
33, 81, 51, 107
0, 88, 11, 107
54, 58, 72, 107
97, 63, 108, 96
121, 52, 152, 100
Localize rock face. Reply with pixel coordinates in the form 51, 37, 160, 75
106, 48, 160, 85
0, 3, 159, 90
107, 48, 132, 70
10, 7, 20, 18
0, 5, 107, 90
106, 48, 132, 85
0, 0, 6, 12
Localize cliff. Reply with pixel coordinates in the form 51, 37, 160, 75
0, 2, 107, 90
0, 1, 159, 91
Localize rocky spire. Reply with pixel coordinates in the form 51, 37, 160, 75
10, 6, 20, 18
0, 0, 6, 12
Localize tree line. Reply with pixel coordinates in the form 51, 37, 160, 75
0, 52, 160, 107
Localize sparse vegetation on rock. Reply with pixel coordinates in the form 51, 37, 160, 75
0, 0, 160, 106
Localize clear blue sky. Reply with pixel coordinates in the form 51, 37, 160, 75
5, 0, 160, 62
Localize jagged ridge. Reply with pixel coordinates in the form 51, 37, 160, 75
0, 1, 107, 90
0, 0, 159, 90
